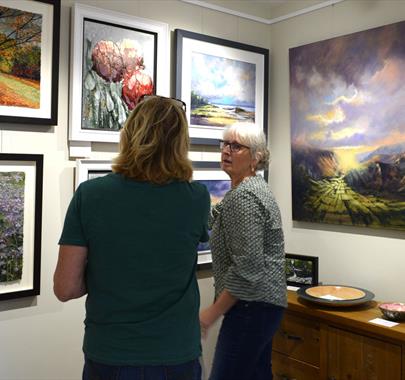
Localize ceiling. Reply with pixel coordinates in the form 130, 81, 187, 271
185, 0, 341, 22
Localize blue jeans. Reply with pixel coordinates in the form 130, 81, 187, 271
209, 300, 284, 380
82, 356, 201, 380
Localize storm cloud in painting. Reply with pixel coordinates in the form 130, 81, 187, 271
290, 21, 405, 230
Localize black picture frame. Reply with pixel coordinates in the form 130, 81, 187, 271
286, 253, 319, 287
0, 153, 43, 300
0, 0, 60, 125
175, 29, 269, 145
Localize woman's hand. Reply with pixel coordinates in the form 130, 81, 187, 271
199, 289, 238, 339
199, 306, 219, 339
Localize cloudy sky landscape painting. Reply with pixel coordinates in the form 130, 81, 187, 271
190, 52, 256, 127
290, 21, 405, 229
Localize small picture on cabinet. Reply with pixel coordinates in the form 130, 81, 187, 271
285, 253, 318, 287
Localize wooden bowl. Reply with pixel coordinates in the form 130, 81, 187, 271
305, 285, 365, 300
297, 285, 374, 307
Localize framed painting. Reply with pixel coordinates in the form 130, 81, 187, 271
0, 153, 43, 300
192, 161, 231, 268
0, 0, 60, 125
175, 29, 269, 145
285, 253, 318, 287
75, 159, 112, 189
290, 20, 405, 230
69, 3, 169, 143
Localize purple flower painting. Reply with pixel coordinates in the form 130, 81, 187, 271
0, 172, 25, 282
290, 20, 405, 230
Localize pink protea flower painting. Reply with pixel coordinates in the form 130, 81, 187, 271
91, 40, 124, 82
119, 38, 145, 71
122, 69, 154, 110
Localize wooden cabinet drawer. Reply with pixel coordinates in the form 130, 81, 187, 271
273, 312, 320, 366
272, 351, 320, 380
327, 326, 401, 380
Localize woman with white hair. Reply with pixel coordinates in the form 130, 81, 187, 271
200, 123, 287, 380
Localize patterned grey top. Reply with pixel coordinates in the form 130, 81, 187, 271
209, 175, 287, 307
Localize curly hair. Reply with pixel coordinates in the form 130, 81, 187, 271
112, 97, 192, 184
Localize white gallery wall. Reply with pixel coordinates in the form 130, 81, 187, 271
0, 1, 269, 379
269, 0, 405, 302
0, 0, 404, 379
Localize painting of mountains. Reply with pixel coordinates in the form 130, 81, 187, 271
290, 20, 405, 230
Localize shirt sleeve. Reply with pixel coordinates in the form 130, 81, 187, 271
199, 187, 211, 243
223, 190, 266, 299
58, 186, 88, 247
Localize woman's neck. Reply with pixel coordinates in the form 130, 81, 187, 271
231, 173, 255, 189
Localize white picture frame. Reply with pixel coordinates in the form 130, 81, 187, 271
69, 3, 169, 143
75, 159, 113, 189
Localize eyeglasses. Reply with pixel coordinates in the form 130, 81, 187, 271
219, 140, 250, 153
139, 94, 187, 113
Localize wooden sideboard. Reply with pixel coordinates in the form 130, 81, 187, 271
272, 290, 405, 380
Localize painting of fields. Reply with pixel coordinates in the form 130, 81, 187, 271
0, 172, 25, 283
191, 52, 255, 127
290, 20, 405, 230
0, 5, 42, 109
196, 179, 231, 252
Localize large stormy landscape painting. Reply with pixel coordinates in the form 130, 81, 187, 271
290, 20, 405, 230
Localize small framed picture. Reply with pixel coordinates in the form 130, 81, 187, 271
175, 29, 269, 145
75, 159, 113, 189
0, 153, 43, 300
192, 161, 231, 269
0, 0, 60, 125
285, 253, 319, 287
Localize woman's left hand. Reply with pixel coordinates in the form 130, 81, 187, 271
199, 306, 219, 339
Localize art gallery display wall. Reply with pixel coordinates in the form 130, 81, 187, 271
0, 1, 404, 379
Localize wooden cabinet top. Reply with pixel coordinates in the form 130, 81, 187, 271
287, 290, 405, 343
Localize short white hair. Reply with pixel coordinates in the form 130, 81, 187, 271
223, 123, 270, 170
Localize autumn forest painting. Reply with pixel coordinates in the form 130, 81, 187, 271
0, 5, 42, 109
290, 21, 405, 230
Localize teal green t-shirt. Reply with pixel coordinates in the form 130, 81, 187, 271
59, 173, 210, 365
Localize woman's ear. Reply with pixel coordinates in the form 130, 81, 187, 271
254, 152, 262, 165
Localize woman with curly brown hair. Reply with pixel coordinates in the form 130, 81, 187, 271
54, 96, 210, 380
